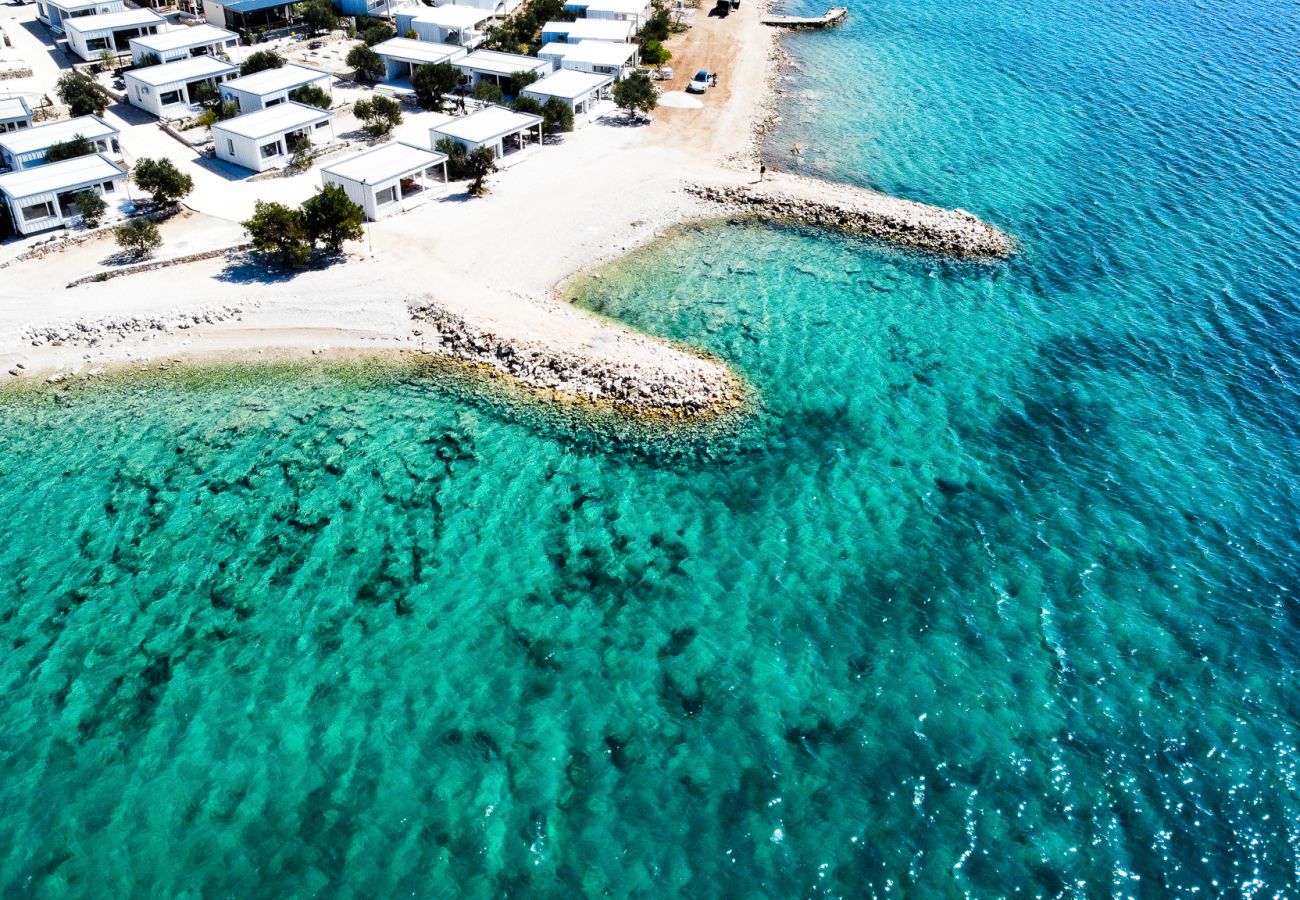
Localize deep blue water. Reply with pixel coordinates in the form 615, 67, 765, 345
1, 0, 1299, 894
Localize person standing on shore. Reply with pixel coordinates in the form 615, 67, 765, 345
759, 162, 767, 182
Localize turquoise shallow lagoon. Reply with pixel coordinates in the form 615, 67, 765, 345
4, 0, 1300, 893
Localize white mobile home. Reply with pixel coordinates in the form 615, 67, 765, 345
538, 39, 636, 78
218, 64, 333, 113
63, 8, 165, 60
455, 49, 549, 90
321, 141, 448, 221
0, 98, 33, 134
437, 0, 524, 13
334, 0, 391, 16
429, 104, 542, 161
521, 68, 612, 120
202, 0, 298, 31
0, 153, 127, 234
0, 115, 120, 171
562, 0, 651, 26
129, 24, 238, 64
539, 18, 633, 43
394, 5, 493, 47
125, 55, 238, 117
372, 37, 467, 82
35, 0, 124, 35
211, 101, 333, 172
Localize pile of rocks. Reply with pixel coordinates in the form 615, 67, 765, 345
21, 305, 245, 349
408, 302, 744, 418
688, 177, 1014, 259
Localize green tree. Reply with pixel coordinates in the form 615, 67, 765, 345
435, 137, 468, 177
242, 201, 311, 267
411, 62, 459, 110
239, 49, 284, 75
189, 79, 221, 107
505, 69, 540, 96
197, 100, 239, 128
346, 44, 385, 84
542, 95, 574, 133
99, 49, 118, 73
640, 39, 671, 66
362, 22, 394, 45
56, 71, 111, 117
289, 83, 332, 109
353, 95, 402, 136
132, 157, 194, 205
465, 145, 497, 195
115, 218, 162, 258
134, 51, 161, 68
613, 69, 657, 121
470, 80, 503, 104
72, 189, 107, 227
638, 1, 674, 42
44, 134, 96, 163
288, 137, 316, 171
511, 95, 542, 116
300, 0, 339, 34
301, 183, 364, 254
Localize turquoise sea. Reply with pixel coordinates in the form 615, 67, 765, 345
3, 0, 1300, 893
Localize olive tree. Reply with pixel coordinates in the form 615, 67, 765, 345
239, 49, 284, 75
466, 145, 497, 196
132, 158, 194, 205
115, 218, 162, 258
243, 201, 311, 268
613, 70, 657, 121
346, 44, 385, 84
301, 183, 364, 254
353, 95, 402, 137
56, 71, 111, 117
44, 134, 96, 163
72, 190, 107, 227
411, 62, 459, 110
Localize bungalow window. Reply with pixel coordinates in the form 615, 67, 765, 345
314, 121, 328, 130
265, 97, 284, 107
227, 139, 234, 154
159, 89, 183, 105
259, 140, 282, 159
86, 37, 109, 51
375, 186, 398, 205
102, 180, 115, 193
21, 201, 56, 222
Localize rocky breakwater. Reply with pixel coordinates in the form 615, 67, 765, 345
408, 300, 746, 419
20, 305, 246, 350
689, 173, 1014, 259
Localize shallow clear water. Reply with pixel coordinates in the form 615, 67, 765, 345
3, 0, 1300, 893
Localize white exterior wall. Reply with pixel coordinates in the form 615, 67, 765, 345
1, 134, 120, 171
0, 112, 33, 134
133, 34, 238, 64
38, 0, 124, 34
219, 74, 331, 112
4, 172, 125, 234
394, 12, 486, 47
127, 72, 233, 117
67, 21, 162, 60
213, 120, 331, 172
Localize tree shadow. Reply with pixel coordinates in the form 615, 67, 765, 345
596, 113, 650, 127
215, 253, 306, 284
191, 155, 254, 182
437, 189, 477, 203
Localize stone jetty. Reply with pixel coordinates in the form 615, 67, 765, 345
762, 6, 848, 28
688, 173, 1014, 259
408, 300, 745, 418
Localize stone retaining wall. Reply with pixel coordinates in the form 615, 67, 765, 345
0, 205, 181, 269
66, 243, 253, 287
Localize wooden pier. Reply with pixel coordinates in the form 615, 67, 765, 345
761, 5, 848, 28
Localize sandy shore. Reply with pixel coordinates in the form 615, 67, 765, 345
0, 0, 1004, 414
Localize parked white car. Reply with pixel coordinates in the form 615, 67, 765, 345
687, 70, 717, 93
